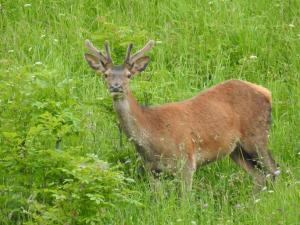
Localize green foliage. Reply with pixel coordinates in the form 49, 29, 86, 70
1, 146, 139, 224
1, 0, 300, 224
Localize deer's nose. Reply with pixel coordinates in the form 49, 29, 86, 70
109, 83, 123, 92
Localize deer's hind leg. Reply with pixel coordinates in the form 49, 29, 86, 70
230, 145, 267, 191
240, 105, 279, 182
240, 132, 279, 182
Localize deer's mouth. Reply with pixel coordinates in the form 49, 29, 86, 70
110, 89, 124, 94
109, 86, 123, 93
111, 91, 124, 98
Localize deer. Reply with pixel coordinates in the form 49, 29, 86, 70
84, 39, 280, 192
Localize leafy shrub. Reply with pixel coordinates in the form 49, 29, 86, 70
0, 147, 140, 225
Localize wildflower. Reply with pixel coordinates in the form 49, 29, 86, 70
124, 160, 131, 164
288, 24, 295, 28
191, 221, 197, 225
34, 61, 43, 65
235, 203, 242, 209
79, 163, 86, 169
86, 123, 95, 130
254, 198, 260, 204
249, 55, 257, 60
203, 203, 208, 208
24, 3, 32, 7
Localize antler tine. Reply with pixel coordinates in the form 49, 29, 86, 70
85, 39, 107, 62
129, 40, 155, 64
104, 40, 112, 63
124, 43, 133, 64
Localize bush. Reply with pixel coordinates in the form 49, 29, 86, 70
0, 146, 140, 225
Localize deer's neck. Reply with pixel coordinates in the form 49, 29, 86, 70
112, 91, 148, 145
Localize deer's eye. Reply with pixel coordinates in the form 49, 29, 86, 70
104, 74, 108, 78
127, 74, 132, 78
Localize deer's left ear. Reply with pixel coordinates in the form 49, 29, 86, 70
129, 56, 150, 75
85, 53, 106, 72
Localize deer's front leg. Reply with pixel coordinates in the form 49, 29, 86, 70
182, 160, 196, 192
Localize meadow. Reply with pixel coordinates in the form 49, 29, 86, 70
0, 0, 299, 224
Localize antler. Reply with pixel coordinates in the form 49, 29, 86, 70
85, 39, 107, 63
104, 40, 113, 64
124, 40, 155, 65
124, 43, 133, 64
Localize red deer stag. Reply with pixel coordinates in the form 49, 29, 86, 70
84, 40, 279, 191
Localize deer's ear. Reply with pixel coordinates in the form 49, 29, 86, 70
84, 53, 106, 72
129, 56, 150, 75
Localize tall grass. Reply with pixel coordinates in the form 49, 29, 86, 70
0, 0, 299, 224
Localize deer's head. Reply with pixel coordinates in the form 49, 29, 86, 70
84, 40, 154, 97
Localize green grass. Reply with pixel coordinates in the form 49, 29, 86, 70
1, 0, 300, 224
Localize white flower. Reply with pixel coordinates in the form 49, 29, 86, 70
191, 221, 197, 225
249, 55, 257, 60
274, 170, 281, 175
288, 24, 295, 28
79, 163, 86, 169
124, 160, 131, 164
24, 3, 32, 7
254, 198, 261, 204
35, 61, 43, 65
235, 203, 242, 209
